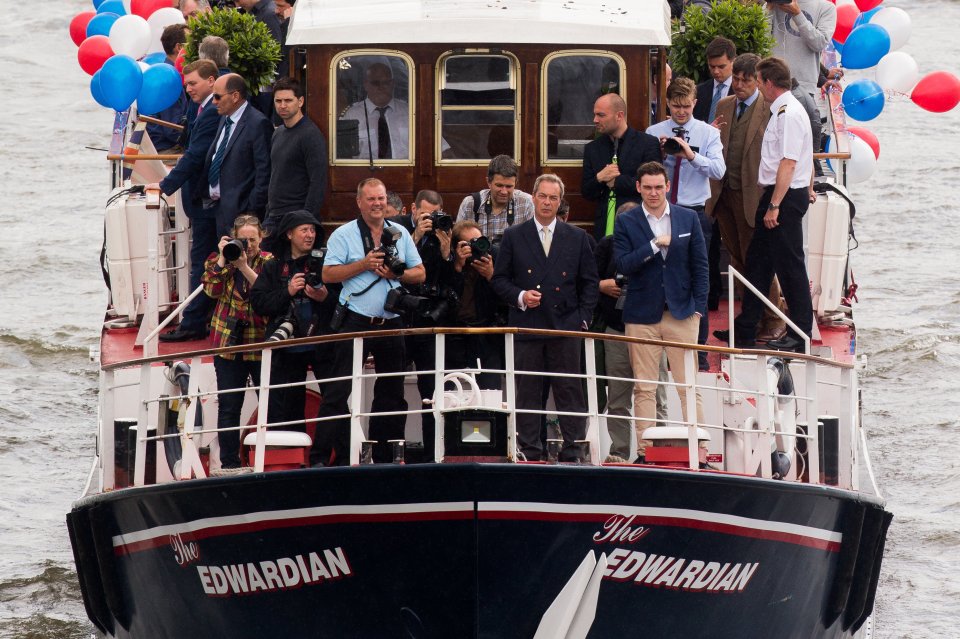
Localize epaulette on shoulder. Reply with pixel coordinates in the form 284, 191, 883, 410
777, 105, 787, 116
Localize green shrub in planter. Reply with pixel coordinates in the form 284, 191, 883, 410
670, 0, 775, 83
183, 8, 281, 95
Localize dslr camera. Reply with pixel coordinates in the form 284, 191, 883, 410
376, 226, 407, 276
466, 235, 492, 265
303, 248, 326, 289
427, 211, 453, 233
267, 314, 296, 342
222, 238, 248, 262
383, 286, 431, 318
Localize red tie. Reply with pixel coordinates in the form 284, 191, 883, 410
669, 159, 681, 204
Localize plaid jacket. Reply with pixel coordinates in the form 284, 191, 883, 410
202, 251, 274, 360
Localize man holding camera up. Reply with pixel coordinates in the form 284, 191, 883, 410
389, 190, 456, 461
250, 210, 331, 435
310, 178, 425, 466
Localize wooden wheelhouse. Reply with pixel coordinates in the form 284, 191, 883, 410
285, 0, 671, 233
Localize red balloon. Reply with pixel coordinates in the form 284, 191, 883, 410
911, 71, 960, 113
77, 35, 114, 76
854, 0, 883, 12
70, 11, 96, 47
834, 4, 861, 44
847, 126, 880, 159
175, 48, 186, 73
131, 0, 174, 19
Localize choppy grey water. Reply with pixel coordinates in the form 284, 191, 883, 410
1, 1, 958, 637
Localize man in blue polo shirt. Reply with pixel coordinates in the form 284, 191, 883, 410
309, 178, 425, 466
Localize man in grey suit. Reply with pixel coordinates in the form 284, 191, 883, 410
200, 73, 273, 238
491, 174, 599, 462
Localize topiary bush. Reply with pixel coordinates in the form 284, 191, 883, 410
671, 0, 775, 82
183, 8, 281, 95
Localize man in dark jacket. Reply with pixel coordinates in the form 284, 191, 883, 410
582, 93, 661, 239
250, 210, 334, 437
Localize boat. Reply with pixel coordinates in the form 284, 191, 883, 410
67, 1, 891, 637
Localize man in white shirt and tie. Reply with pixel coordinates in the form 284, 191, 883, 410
339, 62, 410, 161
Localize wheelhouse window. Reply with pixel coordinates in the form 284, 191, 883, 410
332, 52, 414, 163
542, 52, 624, 163
437, 53, 518, 163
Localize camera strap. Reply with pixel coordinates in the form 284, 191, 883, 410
347, 217, 390, 303
472, 191, 514, 235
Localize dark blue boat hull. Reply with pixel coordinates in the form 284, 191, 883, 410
67, 464, 890, 639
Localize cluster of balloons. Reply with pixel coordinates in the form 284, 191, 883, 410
71, 0, 186, 114
832, 0, 960, 121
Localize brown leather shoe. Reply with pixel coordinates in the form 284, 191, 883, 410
756, 325, 787, 343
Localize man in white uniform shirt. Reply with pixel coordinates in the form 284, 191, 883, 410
646, 76, 725, 369
340, 62, 410, 160
731, 56, 814, 354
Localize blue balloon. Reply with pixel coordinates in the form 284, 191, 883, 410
832, 39, 844, 55
92, 0, 107, 8
842, 24, 891, 70
138, 64, 183, 115
97, 0, 126, 15
142, 51, 168, 65
90, 70, 111, 109
842, 79, 885, 121
86, 12, 119, 37
100, 55, 143, 112
853, 6, 882, 28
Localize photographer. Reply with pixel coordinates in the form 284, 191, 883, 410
250, 210, 331, 438
310, 178, 425, 466
201, 215, 274, 474
447, 220, 503, 391
390, 190, 457, 461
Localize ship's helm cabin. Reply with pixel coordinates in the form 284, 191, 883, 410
285, 0, 671, 234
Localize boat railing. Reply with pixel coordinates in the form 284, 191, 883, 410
96, 326, 859, 493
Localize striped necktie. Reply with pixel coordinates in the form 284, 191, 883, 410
207, 118, 233, 186
708, 82, 725, 123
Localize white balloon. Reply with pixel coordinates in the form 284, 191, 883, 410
109, 15, 151, 59
146, 7, 185, 55
122, 0, 132, 14
870, 7, 911, 51
846, 135, 878, 184
876, 51, 920, 95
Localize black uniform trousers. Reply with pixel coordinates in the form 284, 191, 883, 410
514, 337, 585, 461
310, 313, 407, 466
734, 186, 813, 341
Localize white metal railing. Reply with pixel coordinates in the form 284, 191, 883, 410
95, 327, 857, 492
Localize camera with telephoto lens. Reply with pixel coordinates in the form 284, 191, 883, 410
303, 247, 326, 289
222, 238, 248, 262
466, 235, 492, 265
614, 273, 629, 311
267, 315, 296, 342
383, 287, 431, 319
376, 226, 406, 276
427, 211, 453, 233
422, 286, 460, 324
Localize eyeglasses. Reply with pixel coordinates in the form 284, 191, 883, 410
211, 90, 237, 101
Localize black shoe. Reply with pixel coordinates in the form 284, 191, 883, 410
766, 335, 805, 353
713, 329, 729, 342
713, 329, 755, 349
159, 327, 208, 342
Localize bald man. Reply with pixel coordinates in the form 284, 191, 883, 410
581, 93, 661, 239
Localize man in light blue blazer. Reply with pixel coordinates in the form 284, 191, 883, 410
614, 162, 708, 449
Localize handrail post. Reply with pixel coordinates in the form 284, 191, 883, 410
101, 369, 117, 491
348, 336, 366, 465
838, 366, 856, 490
805, 360, 820, 484
583, 337, 601, 466
179, 355, 207, 480
727, 266, 810, 355
141, 202, 162, 358
432, 332, 446, 463
504, 333, 517, 461
254, 347, 273, 473
134, 362, 151, 487
755, 354, 773, 478
683, 349, 699, 470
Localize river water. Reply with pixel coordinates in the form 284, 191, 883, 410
1, 1, 958, 637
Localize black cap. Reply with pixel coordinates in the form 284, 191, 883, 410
274, 210, 322, 243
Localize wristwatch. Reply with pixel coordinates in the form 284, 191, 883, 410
767, 202, 780, 210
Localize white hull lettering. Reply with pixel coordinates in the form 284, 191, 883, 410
195, 548, 353, 597
598, 550, 759, 594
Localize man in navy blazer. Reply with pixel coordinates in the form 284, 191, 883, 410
199, 73, 273, 238
582, 93, 661, 240
614, 162, 708, 447
492, 174, 599, 462
148, 60, 222, 342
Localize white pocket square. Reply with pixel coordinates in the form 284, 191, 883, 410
679, 232, 691, 238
